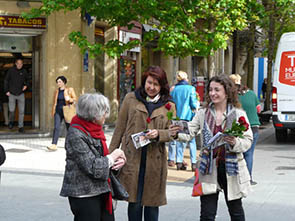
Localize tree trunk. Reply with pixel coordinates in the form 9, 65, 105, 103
232, 31, 237, 74
207, 54, 215, 78
247, 23, 255, 89
265, 2, 275, 111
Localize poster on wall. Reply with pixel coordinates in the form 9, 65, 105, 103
119, 58, 136, 105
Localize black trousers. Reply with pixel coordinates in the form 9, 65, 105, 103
68, 194, 114, 221
200, 163, 245, 221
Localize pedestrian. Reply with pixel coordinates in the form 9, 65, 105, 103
4, 58, 29, 133
230, 74, 261, 185
47, 76, 77, 151
60, 93, 126, 221
261, 78, 267, 99
261, 78, 267, 111
109, 66, 175, 221
169, 74, 253, 221
169, 70, 199, 171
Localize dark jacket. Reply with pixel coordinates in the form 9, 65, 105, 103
4, 66, 29, 96
60, 126, 111, 197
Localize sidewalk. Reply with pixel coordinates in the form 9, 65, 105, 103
0, 122, 274, 182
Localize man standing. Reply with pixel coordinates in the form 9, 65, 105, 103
170, 71, 199, 171
4, 58, 29, 133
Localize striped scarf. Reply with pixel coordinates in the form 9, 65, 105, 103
199, 104, 239, 176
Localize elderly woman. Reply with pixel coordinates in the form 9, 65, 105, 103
60, 93, 126, 221
170, 74, 253, 220
109, 66, 176, 221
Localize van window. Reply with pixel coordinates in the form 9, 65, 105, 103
279, 51, 295, 85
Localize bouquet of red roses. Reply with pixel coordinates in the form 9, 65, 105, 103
223, 116, 249, 138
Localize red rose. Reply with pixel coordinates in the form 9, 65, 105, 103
238, 116, 246, 125
244, 122, 249, 131
165, 103, 172, 110
146, 117, 151, 124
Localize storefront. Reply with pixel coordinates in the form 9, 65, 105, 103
0, 14, 46, 133
0, 2, 96, 135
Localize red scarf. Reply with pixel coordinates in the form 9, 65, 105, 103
70, 115, 113, 214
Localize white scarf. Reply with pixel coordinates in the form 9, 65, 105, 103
146, 94, 161, 103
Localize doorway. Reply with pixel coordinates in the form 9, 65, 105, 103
0, 35, 40, 133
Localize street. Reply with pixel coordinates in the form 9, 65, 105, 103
0, 126, 295, 220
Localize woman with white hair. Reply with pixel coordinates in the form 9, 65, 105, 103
60, 93, 126, 221
169, 70, 200, 171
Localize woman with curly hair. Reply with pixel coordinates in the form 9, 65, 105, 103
170, 74, 253, 220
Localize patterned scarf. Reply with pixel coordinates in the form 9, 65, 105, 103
199, 103, 239, 176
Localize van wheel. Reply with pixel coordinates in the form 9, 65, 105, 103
275, 129, 287, 142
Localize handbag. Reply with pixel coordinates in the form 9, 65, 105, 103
192, 160, 218, 197
110, 170, 129, 201
63, 103, 76, 123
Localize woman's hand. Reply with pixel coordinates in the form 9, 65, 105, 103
110, 149, 126, 162
223, 135, 236, 146
112, 158, 126, 170
169, 124, 181, 137
145, 129, 159, 139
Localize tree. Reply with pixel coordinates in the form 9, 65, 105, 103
24, 0, 249, 59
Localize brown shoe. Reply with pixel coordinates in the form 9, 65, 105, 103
47, 144, 57, 151
168, 161, 175, 167
182, 160, 188, 166
176, 163, 187, 170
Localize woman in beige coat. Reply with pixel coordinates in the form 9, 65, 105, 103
170, 74, 253, 221
47, 76, 77, 151
109, 66, 175, 221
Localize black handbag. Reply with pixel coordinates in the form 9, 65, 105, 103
0, 144, 6, 166
110, 170, 129, 201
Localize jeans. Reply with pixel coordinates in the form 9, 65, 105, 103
243, 128, 259, 178
52, 109, 69, 144
128, 202, 159, 221
68, 194, 114, 221
176, 138, 197, 164
168, 141, 176, 162
200, 163, 245, 221
8, 93, 25, 128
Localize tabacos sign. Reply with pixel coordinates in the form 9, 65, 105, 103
279, 51, 295, 85
0, 15, 46, 29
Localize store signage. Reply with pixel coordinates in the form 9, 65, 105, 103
119, 30, 141, 53
0, 15, 46, 29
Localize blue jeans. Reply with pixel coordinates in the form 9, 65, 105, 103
168, 141, 176, 162
176, 138, 197, 164
243, 129, 259, 178
52, 109, 69, 144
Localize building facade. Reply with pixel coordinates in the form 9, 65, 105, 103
0, 1, 233, 136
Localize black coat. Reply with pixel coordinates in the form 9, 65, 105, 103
4, 66, 29, 96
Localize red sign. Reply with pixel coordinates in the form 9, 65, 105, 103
0, 15, 46, 29
279, 51, 295, 85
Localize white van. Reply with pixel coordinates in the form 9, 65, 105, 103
272, 32, 295, 142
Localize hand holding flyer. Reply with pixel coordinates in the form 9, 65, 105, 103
131, 130, 152, 149
171, 120, 190, 134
